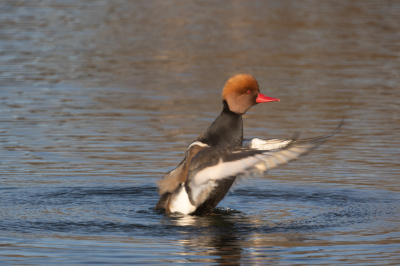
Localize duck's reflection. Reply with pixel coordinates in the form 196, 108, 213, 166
169, 212, 246, 265
166, 210, 313, 265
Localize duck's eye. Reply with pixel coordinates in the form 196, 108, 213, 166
246, 90, 252, 94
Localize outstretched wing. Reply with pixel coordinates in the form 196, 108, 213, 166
157, 141, 209, 195
185, 120, 343, 207
243, 119, 344, 151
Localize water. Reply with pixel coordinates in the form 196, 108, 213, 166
1, 0, 400, 264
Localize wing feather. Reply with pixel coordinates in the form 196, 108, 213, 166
243, 138, 293, 150
186, 120, 343, 206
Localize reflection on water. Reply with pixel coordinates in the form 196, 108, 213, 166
1, 0, 400, 265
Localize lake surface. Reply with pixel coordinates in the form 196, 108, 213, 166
1, 0, 400, 265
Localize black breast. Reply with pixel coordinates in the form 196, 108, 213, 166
193, 101, 243, 215
197, 101, 243, 148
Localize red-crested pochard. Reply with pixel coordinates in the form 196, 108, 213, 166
155, 74, 342, 215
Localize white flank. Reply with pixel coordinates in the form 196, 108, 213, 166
243, 138, 292, 150
169, 184, 197, 215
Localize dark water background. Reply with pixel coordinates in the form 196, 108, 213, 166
1, 0, 400, 265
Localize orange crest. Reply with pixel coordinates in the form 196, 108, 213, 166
222, 74, 259, 99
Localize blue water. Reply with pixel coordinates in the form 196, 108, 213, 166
1, 0, 400, 265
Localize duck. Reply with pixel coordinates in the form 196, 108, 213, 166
155, 74, 342, 215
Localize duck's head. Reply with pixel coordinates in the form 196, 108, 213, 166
222, 74, 280, 114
